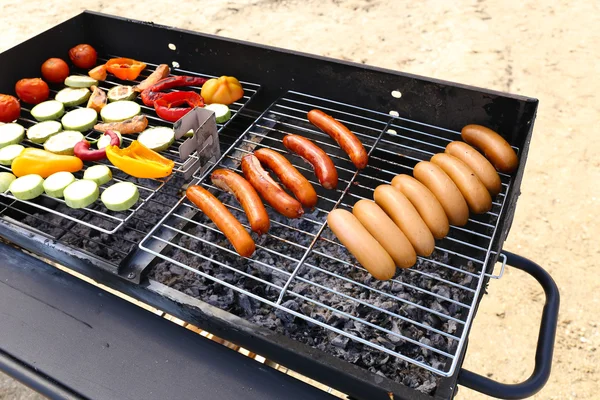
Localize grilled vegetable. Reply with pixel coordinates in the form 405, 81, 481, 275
41, 58, 69, 84
141, 76, 208, 107
11, 148, 83, 178
106, 140, 174, 179
101, 182, 139, 211
154, 91, 204, 122
205, 103, 231, 123
30, 100, 65, 121
137, 127, 175, 151
63, 179, 99, 208
0, 94, 21, 123
100, 101, 140, 122
74, 130, 120, 161
88, 65, 107, 81
0, 123, 25, 149
83, 164, 112, 185
15, 78, 49, 105
0, 172, 16, 192
61, 108, 98, 131
106, 58, 147, 80
0, 144, 25, 165
69, 44, 97, 69
44, 131, 85, 155
93, 115, 148, 135
64, 75, 98, 88
9, 174, 45, 200
43, 171, 76, 198
97, 130, 122, 149
26, 120, 62, 144
87, 85, 108, 113
55, 87, 91, 107
135, 64, 170, 92
107, 85, 137, 102
200, 76, 243, 105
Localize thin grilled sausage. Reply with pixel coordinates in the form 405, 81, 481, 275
328, 209, 396, 280
186, 185, 255, 257
373, 185, 435, 257
307, 109, 368, 169
211, 169, 270, 235
254, 148, 318, 208
241, 154, 304, 219
282, 134, 338, 190
445, 141, 502, 196
391, 174, 449, 239
461, 124, 518, 173
431, 153, 492, 214
413, 161, 470, 226
353, 200, 417, 268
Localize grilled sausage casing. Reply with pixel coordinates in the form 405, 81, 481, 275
445, 141, 502, 196
461, 124, 518, 173
282, 134, 338, 190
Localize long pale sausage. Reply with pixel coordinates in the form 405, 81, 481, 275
254, 148, 317, 208
186, 185, 255, 257
373, 185, 435, 257
210, 169, 270, 235
307, 109, 368, 169
391, 174, 449, 239
241, 154, 304, 219
461, 124, 518, 173
352, 200, 417, 268
328, 209, 396, 280
413, 161, 470, 226
430, 153, 492, 214
282, 134, 338, 190
445, 141, 502, 196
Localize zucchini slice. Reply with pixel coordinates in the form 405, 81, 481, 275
83, 165, 112, 185
43, 131, 85, 155
0, 172, 16, 192
107, 86, 137, 102
55, 87, 91, 107
61, 108, 98, 131
137, 127, 175, 152
30, 100, 65, 121
43, 171, 76, 198
9, 174, 44, 200
97, 130, 122, 149
0, 123, 25, 149
0, 144, 25, 165
63, 179, 99, 209
26, 120, 63, 144
101, 181, 139, 211
100, 101, 141, 122
205, 103, 231, 124
64, 75, 99, 88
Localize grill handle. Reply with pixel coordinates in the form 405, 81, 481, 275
457, 251, 560, 399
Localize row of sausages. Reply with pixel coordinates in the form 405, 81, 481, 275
185, 109, 368, 257
327, 124, 519, 280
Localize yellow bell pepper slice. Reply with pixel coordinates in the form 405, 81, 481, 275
11, 148, 83, 178
106, 141, 174, 179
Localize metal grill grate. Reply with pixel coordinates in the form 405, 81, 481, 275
0, 57, 260, 235
140, 90, 517, 377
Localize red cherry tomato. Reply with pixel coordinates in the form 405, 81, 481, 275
15, 78, 49, 105
41, 58, 70, 83
69, 44, 98, 69
0, 94, 21, 123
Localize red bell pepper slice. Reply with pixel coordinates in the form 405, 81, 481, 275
154, 91, 204, 122
106, 58, 147, 80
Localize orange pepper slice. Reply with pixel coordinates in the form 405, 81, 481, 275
106, 58, 147, 81
106, 140, 174, 179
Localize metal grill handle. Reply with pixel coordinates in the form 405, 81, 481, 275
457, 251, 560, 399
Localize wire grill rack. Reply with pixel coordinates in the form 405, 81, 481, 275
139, 91, 518, 377
0, 57, 260, 235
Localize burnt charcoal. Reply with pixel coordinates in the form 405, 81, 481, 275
331, 335, 349, 349
375, 336, 395, 350
275, 300, 299, 326
236, 294, 253, 316
416, 380, 437, 394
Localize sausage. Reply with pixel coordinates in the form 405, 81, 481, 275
307, 109, 368, 169
461, 124, 518, 173
282, 134, 338, 190
445, 141, 502, 196
186, 185, 255, 257
430, 153, 492, 214
254, 148, 318, 208
210, 169, 270, 235
391, 174, 449, 239
373, 185, 435, 257
413, 161, 470, 226
241, 154, 304, 219
352, 200, 417, 268
327, 209, 396, 280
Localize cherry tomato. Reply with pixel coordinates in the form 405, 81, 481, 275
15, 78, 49, 105
0, 94, 21, 123
41, 58, 70, 83
69, 44, 97, 69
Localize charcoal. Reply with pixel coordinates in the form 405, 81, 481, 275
275, 300, 299, 326
236, 294, 253, 316
331, 335, 349, 349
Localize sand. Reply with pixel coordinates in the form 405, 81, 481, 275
1, 1, 599, 399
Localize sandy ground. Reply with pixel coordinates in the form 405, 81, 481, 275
1, 0, 599, 399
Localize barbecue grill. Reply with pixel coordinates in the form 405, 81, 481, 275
0, 11, 559, 400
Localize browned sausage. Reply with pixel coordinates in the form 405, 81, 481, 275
445, 141, 502, 196
430, 153, 492, 214
254, 148, 318, 208
241, 154, 304, 219
413, 161, 470, 226
461, 124, 518, 173
282, 134, 338, 190
186, 185, 255, 257
210, 169, 270, 235
307, 109, 368, 169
